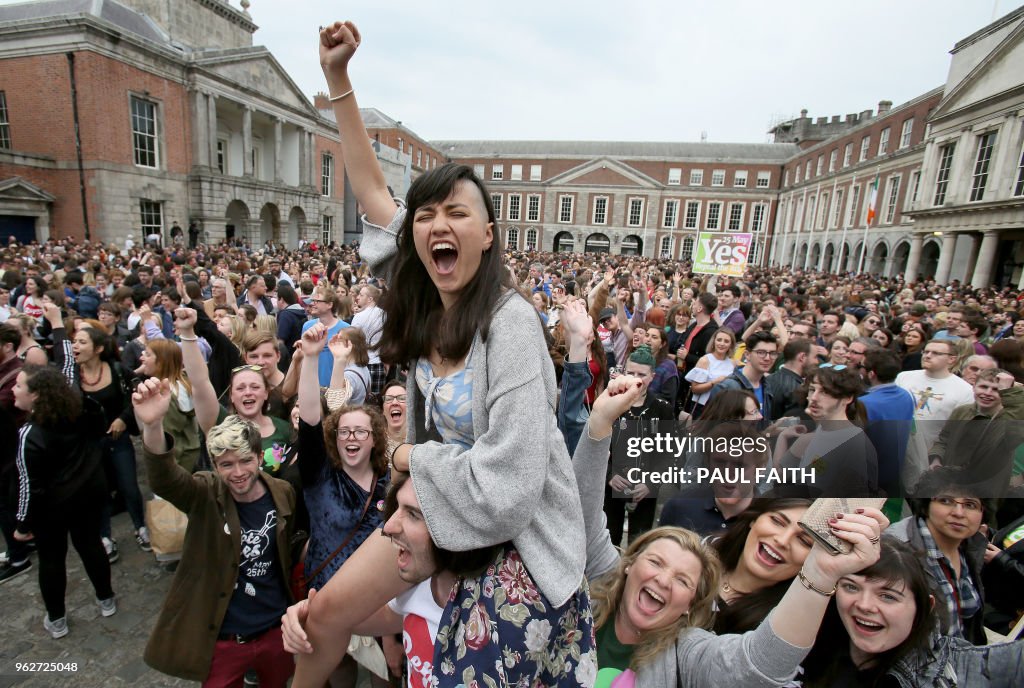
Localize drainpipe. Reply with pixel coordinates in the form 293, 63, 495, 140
67, 52, 91, 241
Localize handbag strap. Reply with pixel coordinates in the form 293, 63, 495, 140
302, 474, 377, 584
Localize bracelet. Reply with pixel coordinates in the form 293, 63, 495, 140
329, 88, 354, 102
178, 334, 198, 342
797, 570, 837, 597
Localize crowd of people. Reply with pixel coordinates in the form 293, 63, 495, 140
0, 19, 1023, 688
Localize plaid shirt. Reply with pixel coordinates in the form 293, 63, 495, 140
916, 517, 982, 638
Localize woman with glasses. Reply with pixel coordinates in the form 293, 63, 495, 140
887, 468, 993, 645
295, 324, 389, 685
379, 380, 408, 457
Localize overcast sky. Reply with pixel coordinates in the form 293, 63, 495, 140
2, 0, 1013, 142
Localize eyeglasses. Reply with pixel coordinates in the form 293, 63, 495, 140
820, 363, 847, 371
309, 298, 331, 305
866, 319, 881, 325
922, 349, 952, 357
383, 394, 407, 403
933, 496, 982, 512
749, 349, 779, 359
337, 427, 371, 440
231, 364, 264, 374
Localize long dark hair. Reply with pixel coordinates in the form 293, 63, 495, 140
712, 497, 813, 634
800, 537, 938, 687
378, 164, 512, 365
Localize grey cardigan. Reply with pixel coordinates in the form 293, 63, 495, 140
574, 428, 809, 686
360, 207, 586, 606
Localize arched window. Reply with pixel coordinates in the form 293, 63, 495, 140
525, 229, 537, 250
506, 227, 519, 250
681, 236, 695, 260
660, 235, 673, 258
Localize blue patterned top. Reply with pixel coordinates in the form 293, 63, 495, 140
415, 350, 476, 450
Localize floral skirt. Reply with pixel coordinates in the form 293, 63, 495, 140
433, 545, 596, 687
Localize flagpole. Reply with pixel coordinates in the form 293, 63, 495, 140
836, 173, 856, 275
857, 166, 881, 274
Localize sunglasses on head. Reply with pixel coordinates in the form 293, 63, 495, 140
819, 363, 847, 371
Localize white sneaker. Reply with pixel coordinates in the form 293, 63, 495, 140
136, 527, 152, 552
102, 537, 119, 564
43, 615, 68, 639
96, 596, 117, 618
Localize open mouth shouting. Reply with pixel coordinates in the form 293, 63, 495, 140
431, 241, 458, 276
637, 586, 667, 615
755, 542, 786, 568
850, 615, 885, 636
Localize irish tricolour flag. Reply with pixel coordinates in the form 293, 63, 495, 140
865, 172, 880, 226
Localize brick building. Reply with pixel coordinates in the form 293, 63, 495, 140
0, 0, 414, 247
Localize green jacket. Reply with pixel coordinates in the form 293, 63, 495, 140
930, 386, 1024, 492
143, 437, 296, 682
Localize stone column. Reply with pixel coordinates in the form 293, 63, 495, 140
905, 234, 924, 282
964, 233, 982, 285
242, 107, 253, 177
309, 132, 317, 191
934, 233, 957, 284
274, 118, 283, 183
299, 128, 309, 187
948, 128, 974, 204
206, 93, 218, 172
971, 230, 1000, 288
988, 113, 1020, 197
192, 90, 209, 168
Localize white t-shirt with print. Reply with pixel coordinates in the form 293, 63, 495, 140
894, 370, 974, 452
388, 581, 444, 688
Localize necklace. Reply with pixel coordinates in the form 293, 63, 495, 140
721, 575, 751, 597
80, 362, 104, 386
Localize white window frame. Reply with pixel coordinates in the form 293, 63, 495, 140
828, 150, 837, 173
843, 143, 852, 167
473, 164, 485, 178
668, 168, 682, 185
627, 197, 645, 227
884, 174, 901, 224
727, 203, 744, 231
689, 169, 703, 186
681, 235, 695, 261
817, 192, 829, 230
878, 127, 890, 156
321, 215, 334, 244
492, 164, 504, 180
511, 164, 523, 181
321, 152, 333, 197
899, 119, 914, 149
846, 185, 861, 228
711, 169, 726, 187
970, 131, 997, 202
416, 149, 422, 167
491, 193, 502, 219
1014, 142, 1024, 197
816, 156, 824, 176
934, 143, 956, 206
140, 200, 163, 238
660, 235, 673, 257
662, 199, 679, 229
559, 195, 574, 223
506, 227, 519, 249
831, 189, 844, 228
905, 171, 921, 210
216, 138, 228, 174
0, 91, 9, 150
592, 196, 608, 225
734, 170, 748, 187
756, 171, 770, 188
706, 201, 722, 230
530, 164, 542, 181
130, 95, 160, 169
751, 202, 767, 232
794, 166, 801, 184
859, 136, 870, 162
526, 194, 541, 222
683, 200, 700, 229
507, 194, 522, 221
525, 228, 538, 250
805, 161, 812, 179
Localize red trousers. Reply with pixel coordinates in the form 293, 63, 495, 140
203, 626, 293, 688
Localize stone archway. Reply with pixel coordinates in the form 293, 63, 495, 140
621, 234, 643, 256
287, 206, 306, 249
869, 241, 889, 275
809, 242, 821, 270
584, 232, 610, 253
852, 242, 865, 273
553, 230, 574, 252
822, 243, 836, 273
920, 240, 941, 280
890, 241, 911, 278
225, 199, 250, 244
259, 203, 281, 246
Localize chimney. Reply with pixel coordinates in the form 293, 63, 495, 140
313, 92, 331, 110
860, 109, 874, 119
831, 115, 840, 123
878, 100, 892, 115
800, 109, 809, 119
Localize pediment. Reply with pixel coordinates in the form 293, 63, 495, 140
933, 21, 1024, 119
549, 158, 658, 188
0, 177, 55, 202
196, 49, 317, 116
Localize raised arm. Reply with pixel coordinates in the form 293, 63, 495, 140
43, 303, 76, 388
133, 377, 202, 514
298, 324, 328, 426
174, 307, 220, 434
319, 22, 397, 227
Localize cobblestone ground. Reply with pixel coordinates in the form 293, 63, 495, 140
0, 441, 198, 688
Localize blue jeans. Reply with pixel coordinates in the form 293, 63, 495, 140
558, 361, 593, 456
100, 433, 145, 537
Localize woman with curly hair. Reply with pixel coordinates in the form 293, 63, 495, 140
13, 303, 115, 639
295, 324, 389, 685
